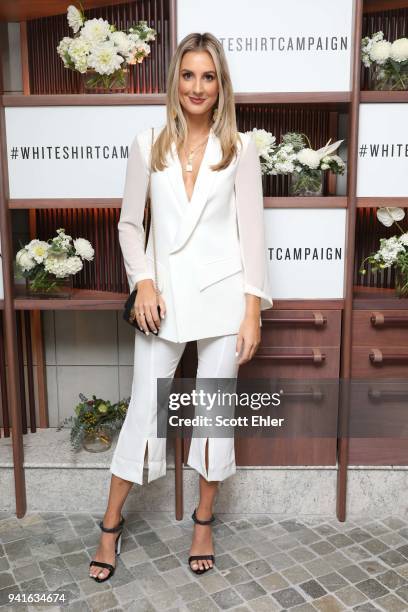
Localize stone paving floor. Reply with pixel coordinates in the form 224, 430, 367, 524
0, 511, 408, 611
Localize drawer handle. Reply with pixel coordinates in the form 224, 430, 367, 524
371, 312, 408, 327
368, 389, 408, 401
254, 349, 325, 364
262, 313, 327, 327
369, 349, 408, 364
280, 389, 324, 401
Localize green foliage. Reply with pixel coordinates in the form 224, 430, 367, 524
57, 392, 130, 451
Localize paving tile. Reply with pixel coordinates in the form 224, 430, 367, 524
356, 578, 390, 599
335, 584, 367, 607
312, 594, 346, 611
271, 586, 305, 607
234, 579, 267, 601
375, 593, 408, 611
210, 586, 244, 609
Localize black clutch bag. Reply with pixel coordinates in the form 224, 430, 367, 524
122, 127, 161, 335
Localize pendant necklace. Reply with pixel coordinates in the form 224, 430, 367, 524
183, 133, 210, 172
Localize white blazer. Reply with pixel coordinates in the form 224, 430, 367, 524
118, 123, 273, 343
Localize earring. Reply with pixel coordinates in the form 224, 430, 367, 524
212, 107, 218, 122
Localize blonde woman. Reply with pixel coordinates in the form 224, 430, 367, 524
89, 32, 273, 582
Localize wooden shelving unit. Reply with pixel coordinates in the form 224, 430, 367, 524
1, 0, 408, 520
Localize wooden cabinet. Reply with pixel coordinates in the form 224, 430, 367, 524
349, 305, 408, 465
236, 307, 342, 467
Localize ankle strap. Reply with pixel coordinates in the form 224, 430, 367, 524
191, 508, 215, 525
99, 515, 125, 533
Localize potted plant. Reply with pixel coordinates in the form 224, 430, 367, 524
58, 393, 129, 452
57, 3, 157, 93
360, 207, 408, 297
15, 227, 94, 298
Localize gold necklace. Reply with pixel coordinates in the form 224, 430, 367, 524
183, 133, 210, 172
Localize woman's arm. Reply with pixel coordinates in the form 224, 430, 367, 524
118, 132, 155, 292
235, 133, 273, 311
234, 133, 273, 364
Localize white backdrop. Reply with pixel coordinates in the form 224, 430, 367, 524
177, 0, 354, 92
264, 209, 347, 298
5, 105, 166, 199
357, 104, 408, 197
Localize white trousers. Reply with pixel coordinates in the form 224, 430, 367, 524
110, 332, 239, 484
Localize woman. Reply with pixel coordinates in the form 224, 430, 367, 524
89, 31, 273, 582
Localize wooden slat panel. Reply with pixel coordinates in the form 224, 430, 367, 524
354, 208, 408, 290
236, 105, 340, 197
361, 6, 408, 90
26, 1, 170, 94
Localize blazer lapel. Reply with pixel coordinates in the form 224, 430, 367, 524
166, 127, 220, 254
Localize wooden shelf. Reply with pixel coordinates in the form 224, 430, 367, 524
353, 286, 408, 309
264, 197, 347, 208
1, 92, 351, 108
9, 197, 348, 210
12, 287, 129, 310
9, 199, 122, 210
357, 197, 408, 208
360, 91, 408, 103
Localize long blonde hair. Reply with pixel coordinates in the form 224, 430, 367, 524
151, 32, 241, 172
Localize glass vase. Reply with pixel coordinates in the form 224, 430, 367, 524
82, 68, 129, 93
395, 267, 408, 298
371, 63, 408, 91
289, 169, 323, 197
25, 275, 74, 299
82, 427, 112, 453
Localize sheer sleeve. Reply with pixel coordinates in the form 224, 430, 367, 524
235, 133, 273, 311
117, 132, 155, 292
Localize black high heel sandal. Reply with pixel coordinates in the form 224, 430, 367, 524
89, 515, 125, 583
188, 508, 215, 575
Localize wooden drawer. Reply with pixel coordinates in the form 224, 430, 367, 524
352, 310, 408, 346
351, 346, 408, 378
261, 309, 341, 348
347, 381, 408, 464
235, 381, 339, 466
239, 346, 340, 379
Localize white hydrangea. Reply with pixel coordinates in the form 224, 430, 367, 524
399, 232, 408, 246
390, 38, 408, 62
88, 41, 124, 75
377, 236, 405, 267
296, 148, 321, 169
250, 129, 276, 158
73, 238, 94, 261
109, 31, 132, 56
369, 40, 392, 64
68, 37, 92, 73
80, 18, 111, 44
44, 255, 83, 278
67, 5, 84, 34
16, 248, 36, 272
57, 37, 74, 66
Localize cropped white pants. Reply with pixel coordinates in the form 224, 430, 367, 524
110, 332, 239, 484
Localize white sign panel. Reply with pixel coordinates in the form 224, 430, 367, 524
357, 104, 408, 197
5, 106, 166, 198
177, 0, 354, 92
264, 209, 346, 299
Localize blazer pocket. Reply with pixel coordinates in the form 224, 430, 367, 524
198, 255, 243, 291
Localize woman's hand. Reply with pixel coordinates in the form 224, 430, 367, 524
236, 312, 261, 365
133, 279, 166, 335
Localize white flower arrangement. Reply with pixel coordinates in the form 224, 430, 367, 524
249, 129, 345, 177
361, 31, 408, 90
360, 207, 408, 297
15, 228, 95, 293
57, 3, 156, 89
